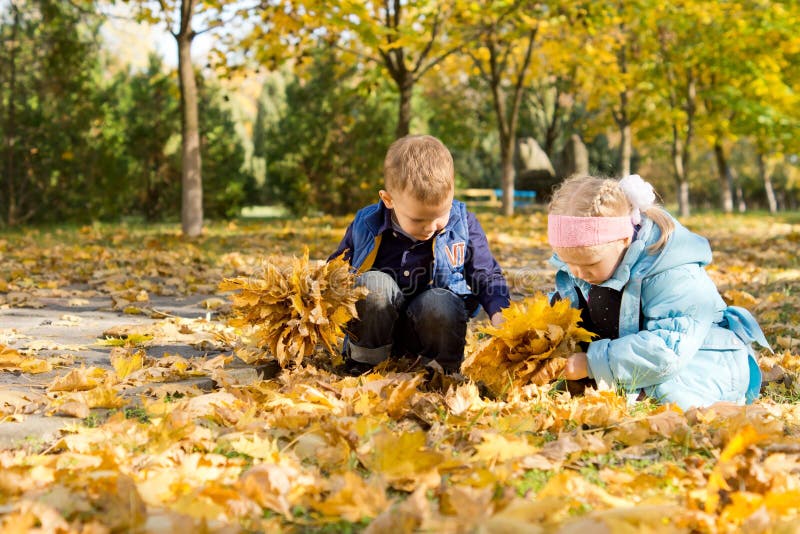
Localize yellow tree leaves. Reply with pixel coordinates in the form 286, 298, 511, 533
463, 293, 595, 396
219, 252, 367, 367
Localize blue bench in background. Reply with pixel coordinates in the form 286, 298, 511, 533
495, 189, 537, 207
456, 188, 537, 208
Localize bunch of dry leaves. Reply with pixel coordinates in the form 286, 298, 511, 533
218, 252, 367, 367
464, 293, 595, 396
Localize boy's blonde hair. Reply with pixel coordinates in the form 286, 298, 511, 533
384, 135, 454, 204
549, 175, 674, 252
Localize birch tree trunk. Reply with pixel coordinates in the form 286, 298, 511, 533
713, 142, 734, 214
757, 152, 777, 214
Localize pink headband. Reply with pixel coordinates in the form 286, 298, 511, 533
548, 214, 634, 248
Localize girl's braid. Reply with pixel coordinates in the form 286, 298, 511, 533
590, 179, 627, 217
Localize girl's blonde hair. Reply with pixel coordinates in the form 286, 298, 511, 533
548, 175, 674, 252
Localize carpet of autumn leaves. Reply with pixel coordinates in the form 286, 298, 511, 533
1, 211, 800, 533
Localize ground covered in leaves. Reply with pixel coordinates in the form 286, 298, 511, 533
1, 211, 800, 533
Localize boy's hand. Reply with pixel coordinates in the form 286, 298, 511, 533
490, 311, 505, 328
565, 352, 589, 380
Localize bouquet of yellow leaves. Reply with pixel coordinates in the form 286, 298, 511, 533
218, 251, 367, 368
463, 293, 595, 396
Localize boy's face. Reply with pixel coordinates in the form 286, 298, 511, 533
379, 189, 452, 241
554, 239, 629, 286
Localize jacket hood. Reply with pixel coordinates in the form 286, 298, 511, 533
550, 214, 712, 291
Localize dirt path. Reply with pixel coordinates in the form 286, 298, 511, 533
0, 292, 224, 448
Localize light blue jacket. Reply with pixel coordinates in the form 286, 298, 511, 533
551, 215, 769, 410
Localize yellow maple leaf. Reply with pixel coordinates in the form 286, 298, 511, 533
472, 433, 540, 463
0, 344, 23, 367
110, 347, 145, 380
18, 357, 52, 374
312, 472, 390, 522
238, 462, 319, 518
705, 424, 769, 514
361, 430, 443, 490
722, 289, 759, 309
84, 386, 126, 409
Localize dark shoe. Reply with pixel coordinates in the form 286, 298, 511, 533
342, 357, 375, 376
418, 360, 468, 390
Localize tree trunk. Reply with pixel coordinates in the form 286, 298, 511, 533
396, 78, 412, 139
485, 28, 536, 217
736, 185, 746, 213
491, 83, 516, 216
500, 140, 515, 216
176, 0, 203, 238
494, 93, 515, 216
619, 122, 632, 178
615, 81, 632, 178
678, 180, 690, 217
2, 2, 20, 226
713, 142, 734, 214
757, 152, 777, 214
671, 129, 690, 217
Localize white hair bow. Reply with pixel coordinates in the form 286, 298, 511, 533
619, 174, 655, 225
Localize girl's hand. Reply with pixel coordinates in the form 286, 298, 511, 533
490, 311, 505, 328
565, 352, 589, 380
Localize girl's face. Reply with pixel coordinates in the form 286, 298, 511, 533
379, 189, 452, 241
555, 239, 630, 285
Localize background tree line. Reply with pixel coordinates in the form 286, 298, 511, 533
0, 0, 252, 227
1, 0, 798, 231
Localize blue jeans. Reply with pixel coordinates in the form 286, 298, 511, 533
346, 271, 469, 372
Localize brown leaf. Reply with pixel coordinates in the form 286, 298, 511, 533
47, 367, 103, 392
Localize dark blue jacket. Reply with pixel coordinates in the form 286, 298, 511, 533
330, 200, 509, 317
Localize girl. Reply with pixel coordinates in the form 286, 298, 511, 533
548, 174, 769, 409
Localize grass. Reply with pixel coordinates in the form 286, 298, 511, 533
514, 468, 554, 496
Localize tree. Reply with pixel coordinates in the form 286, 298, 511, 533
261, 47, 396, 215
650, 1, 704, 217
700, 0, 800, 213
112, 54, 253, 221
0, 0, 106, 225
457, 1, 551, 216
264, 0, 461, 139
578, 0, 659, 178
120, 0, 240, 236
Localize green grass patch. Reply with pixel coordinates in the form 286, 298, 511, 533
514, 468, 555, 496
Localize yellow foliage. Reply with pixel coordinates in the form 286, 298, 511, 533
463, 293, 595, 396
219, 251, 367, 367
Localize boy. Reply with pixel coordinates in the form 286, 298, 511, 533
329, 134, 509, 375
